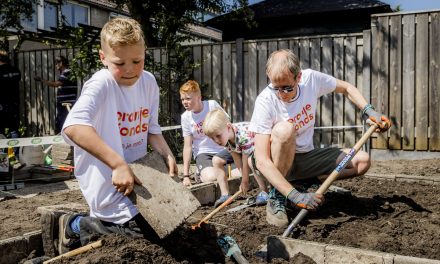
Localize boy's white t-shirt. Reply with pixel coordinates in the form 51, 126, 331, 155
249, 69, 336, 153
62, 69, 162, 224
181, 100, 225, 157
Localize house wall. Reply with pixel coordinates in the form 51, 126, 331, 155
90, 7, 112, 28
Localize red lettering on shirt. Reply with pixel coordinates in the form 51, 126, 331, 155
117, 106, 150, 136
287, 104, 314, 131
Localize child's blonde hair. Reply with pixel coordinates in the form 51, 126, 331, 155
101, 17, 145, 49
179, 80, 201, 96
203, 108, 230, 138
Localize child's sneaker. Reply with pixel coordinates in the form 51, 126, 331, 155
214, 194, 231, 208
255, 191, 268, 205
58, 213, 81, 255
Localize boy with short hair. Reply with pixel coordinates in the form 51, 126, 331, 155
180, 80, 237, 207
203, 108, 269, 205
58, 17, 178, 253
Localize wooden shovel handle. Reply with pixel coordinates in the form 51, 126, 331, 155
43, 240, 103, 263
198, 189, 242, 226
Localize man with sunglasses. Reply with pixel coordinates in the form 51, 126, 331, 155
249, 49, 391, 227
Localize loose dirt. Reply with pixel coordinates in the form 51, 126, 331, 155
2, 159, 439, 263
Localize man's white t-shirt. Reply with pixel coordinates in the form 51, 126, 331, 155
181, 100, 225, 158
249, 69, 336, 153
62, 69, 161, 224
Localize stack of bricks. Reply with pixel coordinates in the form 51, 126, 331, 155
51, 143, 74, 166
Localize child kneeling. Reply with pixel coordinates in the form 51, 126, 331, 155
203, 108, 268, 205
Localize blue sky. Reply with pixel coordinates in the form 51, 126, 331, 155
381, 0, 440, 11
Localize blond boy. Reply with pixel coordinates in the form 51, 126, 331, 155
59, 17, 177, 253
180, 80, 237, 207
203, 108, 269, 205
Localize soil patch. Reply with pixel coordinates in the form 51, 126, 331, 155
2, 159, 439, 263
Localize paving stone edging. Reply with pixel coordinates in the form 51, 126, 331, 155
365, 173, 440, 184
267, 236, 440, 264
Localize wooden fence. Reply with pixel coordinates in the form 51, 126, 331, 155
366, 11, 440, 151
15, 10, 440, 151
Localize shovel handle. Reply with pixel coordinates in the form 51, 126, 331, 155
282, 122, 378, 238
197, 189, 242, 226
43, 240, 103, 263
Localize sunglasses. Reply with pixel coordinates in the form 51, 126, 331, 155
269, 85, 295, 93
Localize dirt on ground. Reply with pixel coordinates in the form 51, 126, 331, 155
1, 159, 440, 263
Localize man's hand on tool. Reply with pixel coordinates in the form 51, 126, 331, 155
112, 162, 142, 196
362, 104, 391, 132
287, 188, 324, 210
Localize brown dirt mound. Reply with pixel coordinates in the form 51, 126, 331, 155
1, 159, 439, 263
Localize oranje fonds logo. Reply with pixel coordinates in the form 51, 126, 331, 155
118, 107, 150, 136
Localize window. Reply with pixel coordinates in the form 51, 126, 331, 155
44, 2, 57, 30
61, 2, 88, 27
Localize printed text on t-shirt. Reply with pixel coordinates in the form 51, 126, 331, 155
118, 107, 150, 136
193, 120, 204, 135
287, 104, 314, 131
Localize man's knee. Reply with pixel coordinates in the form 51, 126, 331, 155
271, 121, 295, 144
355, 151, 371, 175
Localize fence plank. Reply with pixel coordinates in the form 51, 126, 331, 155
41, 51, 50, 134
371, 16, 389, 149
289, 39, 300, 59
344, 36, 357, 147
202, 45, 212, 98
212, 44, 222, 103
231, 43, 238, 122
415, 13, 429, 150
362, 30, 371, 111
222, 44, 232, 116
245, 42, 258, 121
430, 12, 440, 150
278, 40, 289, 50
321, 38, 333, 146
17, 53, 26, 129
402, 14, 416, 150
257, 42, 268, 94
268, 41, 278, 55
192, 46, 202, 86
300, 39, 310, 69
48, 50, 56, 135
333, 37, 344, 146
235, 39, 244, 122
388, 15, 402, 149
310, 38, 321, 147
29, 52, 37, 135
35, 51, 44, 135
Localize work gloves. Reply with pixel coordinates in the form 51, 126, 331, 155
362, 104, 391, 132
287, 188, 324, 210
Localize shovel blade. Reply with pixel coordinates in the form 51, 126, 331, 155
130, 152, 200, 238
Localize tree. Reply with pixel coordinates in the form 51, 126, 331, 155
0, 0, 40, 51
112, 0, 253, 48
